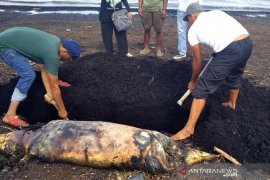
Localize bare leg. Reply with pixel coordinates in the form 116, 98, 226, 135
156, 32, 162, 52
171, 98, 206, 141
144, 30, 150, 50
222, 89, 239, 109
3, 101, 20, 121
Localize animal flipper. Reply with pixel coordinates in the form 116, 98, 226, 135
185, 149, 220, 165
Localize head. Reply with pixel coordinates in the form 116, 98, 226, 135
183, 3, 204, 25
133, 130, 174, 173
59, 37, 81, 61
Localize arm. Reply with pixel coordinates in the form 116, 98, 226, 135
188, 43, 202, 91
122, 0, 131, 12
46, 71, 68, 119
40, 65, 52, 97
162, 0, 168, 17
138, 0, 143, 16
121, 0, 132, 19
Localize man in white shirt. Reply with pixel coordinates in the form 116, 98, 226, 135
171, 3, 253, 141
173, 0, 201, 60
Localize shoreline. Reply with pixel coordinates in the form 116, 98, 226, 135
0, 5, 270, 17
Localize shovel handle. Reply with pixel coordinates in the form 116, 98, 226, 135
177, 89, 191, 106
177, 57, 214, 106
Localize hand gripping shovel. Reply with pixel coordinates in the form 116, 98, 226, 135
177, 57, 213, 106
44, 94, 69, 120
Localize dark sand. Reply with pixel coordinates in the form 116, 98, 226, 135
0, 9, 270, 179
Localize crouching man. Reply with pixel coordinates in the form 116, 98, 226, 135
0, 27, 81, 127
171, 3, 253, 141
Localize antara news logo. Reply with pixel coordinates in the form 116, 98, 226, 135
178, 166, 238, 177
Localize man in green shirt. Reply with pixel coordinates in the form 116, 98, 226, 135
138, 0, 168, 57
0, 27, 81, 127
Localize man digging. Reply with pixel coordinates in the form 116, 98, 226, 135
171, 3, 253, 141
0, 27, 81, 127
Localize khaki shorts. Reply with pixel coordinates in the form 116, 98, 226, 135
140, 11, 165, 33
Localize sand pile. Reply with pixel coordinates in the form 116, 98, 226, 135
0, 52, 269, 163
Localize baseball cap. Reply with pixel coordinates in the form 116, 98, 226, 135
60, 37, 81, 60
183, 3, 204, 21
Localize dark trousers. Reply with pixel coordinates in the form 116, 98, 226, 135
101, 22, 128, 56
194, 37, 253, 99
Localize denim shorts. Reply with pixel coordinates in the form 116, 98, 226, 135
194, 37, 253, 99
0, 49, 36, 94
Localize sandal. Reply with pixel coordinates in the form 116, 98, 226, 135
3, 115, 29, 128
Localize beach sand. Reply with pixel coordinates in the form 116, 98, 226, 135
0, 10, 270, 179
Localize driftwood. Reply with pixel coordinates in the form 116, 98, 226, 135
214, 146, 241, 166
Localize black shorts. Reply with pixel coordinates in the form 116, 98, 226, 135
194, 37, 253, 99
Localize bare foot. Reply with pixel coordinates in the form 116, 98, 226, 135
2, 114, 13, 122
171, 128, 194, 141
222, 102, 236, 109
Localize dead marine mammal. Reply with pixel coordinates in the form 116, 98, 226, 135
0, 120, 219, 174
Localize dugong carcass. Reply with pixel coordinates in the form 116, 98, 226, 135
0, 120, 219, 174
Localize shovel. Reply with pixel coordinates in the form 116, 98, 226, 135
177, 57, 213, 106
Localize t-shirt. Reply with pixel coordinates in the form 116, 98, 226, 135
0, 27, 60, 76
142, 0, 163, 12
188, 10, 249, 53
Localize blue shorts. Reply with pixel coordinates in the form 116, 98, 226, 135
0, 49, 36, 95
194, 37, 253, 99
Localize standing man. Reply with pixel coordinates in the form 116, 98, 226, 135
0, 27, 81, 127
171, 3, 253, 140
138, 0, 168, 57
173, 0, 202, 61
